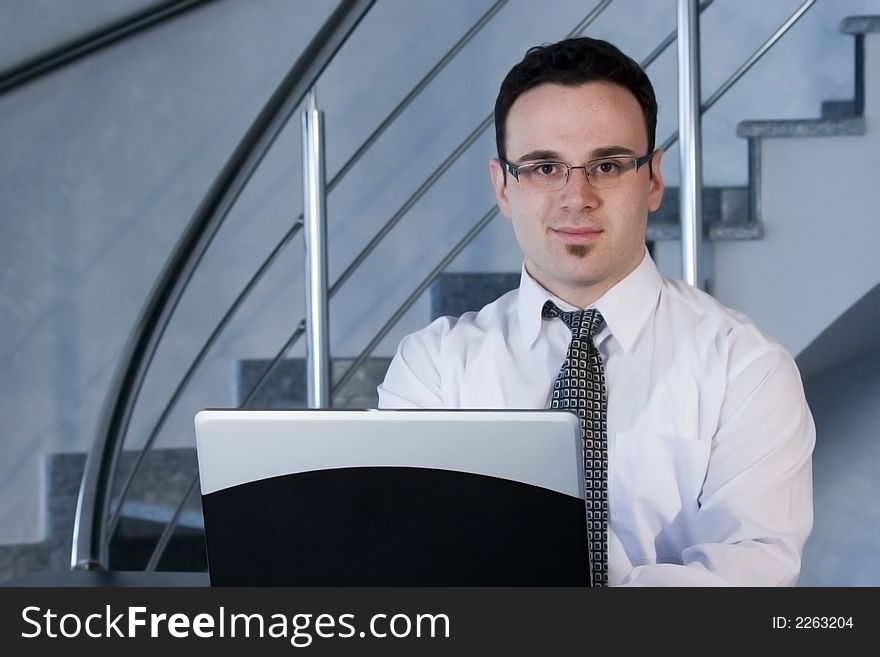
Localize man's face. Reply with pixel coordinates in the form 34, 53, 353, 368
490, 81, 664, 307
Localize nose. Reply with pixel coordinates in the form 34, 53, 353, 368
559, 165, 600, 211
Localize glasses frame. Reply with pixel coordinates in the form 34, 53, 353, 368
501, 151, 655, 191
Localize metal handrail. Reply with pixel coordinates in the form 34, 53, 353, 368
658, 0, 816, 153
235, 0, 731, 407
0, 0, 215, 94
678, 0, 704, 288
124, 0, 736, 565
339, 0, 815, 389
333, 0, 814, 380
240, 321, 308, 408
641, 0, 714, 69
329, 0, 509, 188
331, 0, 731, 399
104, 221, 302, 541
141, 2, 615, 557
144, 475, 199, 572
103, 0, 508, 548
327, 5, 710, 397
98, 0, 811, 570
71, 0, 376, 571
210, 1, 612, 413
302, 90, 332, 407
330, 1, 613, 296
228, 0, 614, 406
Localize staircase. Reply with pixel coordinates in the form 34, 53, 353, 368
709, 16, 879, 361
2, 8, 878, 585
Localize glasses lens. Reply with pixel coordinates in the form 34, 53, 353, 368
585, 158, 637, 189
517, 162, 569, 191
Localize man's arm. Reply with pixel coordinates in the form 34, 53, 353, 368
377, 318, 452, 408
619, 345, 815, 586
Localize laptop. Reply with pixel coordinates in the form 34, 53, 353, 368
194, 408, 589, 586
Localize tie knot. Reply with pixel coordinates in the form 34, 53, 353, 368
542, 300, 604, 339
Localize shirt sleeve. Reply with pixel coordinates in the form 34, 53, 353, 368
377, 318, 453, 409
619, 341, 816, 586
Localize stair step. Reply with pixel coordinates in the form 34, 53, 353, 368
237, 357, 392, 409
648, 186, 760, 240
737, 116, 865, 138
430, 272, 520, 320
822, 99, 858, 120
840, 15, 880, 35
738, 16, 873, 141
0, 448, 206, 580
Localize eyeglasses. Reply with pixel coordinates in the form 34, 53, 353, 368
501, 152, 654, 192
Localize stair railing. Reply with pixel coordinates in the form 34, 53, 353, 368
72, 0, 377, 571
0, 0, 215, 94
241, 1, 614, 412
334, 0, 818, 398
76, 0, 817, 573
99, 0, 510, 562
141, 0, 735, 569
330, 0, 725, 398
125, 0, 615, 572
659, 0, 817, 153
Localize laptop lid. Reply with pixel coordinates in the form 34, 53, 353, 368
195, 408, 588, 586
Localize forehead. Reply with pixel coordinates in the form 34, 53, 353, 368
505, 81, 648, 158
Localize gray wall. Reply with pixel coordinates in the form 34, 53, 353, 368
799, 346, 880, 586
708, 23, 880, 359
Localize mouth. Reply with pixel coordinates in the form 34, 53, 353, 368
551, 226, 603, 245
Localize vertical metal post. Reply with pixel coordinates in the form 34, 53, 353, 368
302, 89, 331, 407
677, 0, 704, 288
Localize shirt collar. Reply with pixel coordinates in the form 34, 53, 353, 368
517, 248, 663, 354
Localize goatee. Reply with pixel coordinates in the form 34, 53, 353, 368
565, 244, 591, 258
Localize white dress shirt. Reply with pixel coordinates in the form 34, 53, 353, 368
378, 250, 815, 586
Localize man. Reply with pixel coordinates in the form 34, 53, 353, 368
378, 37, 815, 586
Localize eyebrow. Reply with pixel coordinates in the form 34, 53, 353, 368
590, 145, 639, 159
515, 145, 640, 163
515, 149, 561, 163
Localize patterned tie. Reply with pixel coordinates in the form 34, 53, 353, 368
542, 300, 608, 587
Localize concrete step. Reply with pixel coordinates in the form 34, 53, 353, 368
737, 16, 870, 142
0, 448, 206, 581
648, 186, 761, 240
237, 357, 392, 409
430, 272, 520, 321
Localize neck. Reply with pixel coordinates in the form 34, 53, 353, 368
528, 250, 645, 309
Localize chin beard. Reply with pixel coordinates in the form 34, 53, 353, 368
565, 244, 591, 258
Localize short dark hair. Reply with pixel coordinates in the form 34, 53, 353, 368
494, 37, 657, 161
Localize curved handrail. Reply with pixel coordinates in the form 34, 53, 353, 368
144, 0, 733, 560
135, 3, 616, 563
106, 0, 508, 553
71, 0, 377, 571
0, 0, 215, 94
104, 0, 802, 569
104, 221, 303, 540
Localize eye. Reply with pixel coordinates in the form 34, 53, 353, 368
590, 159, 624, 176
529, 162, 563, 177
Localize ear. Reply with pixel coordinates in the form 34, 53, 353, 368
489, 158, 512, 218
647, 149, 665, 213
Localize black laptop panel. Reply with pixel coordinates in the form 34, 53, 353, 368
195, 409, 588, 586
